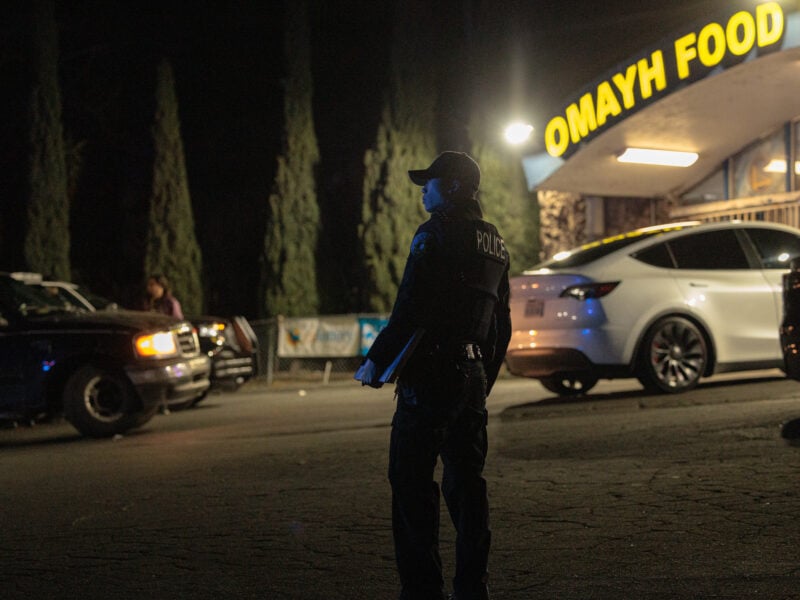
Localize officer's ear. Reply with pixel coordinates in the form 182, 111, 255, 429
447, 179, 461, 196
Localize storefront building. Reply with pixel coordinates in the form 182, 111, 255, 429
523, 1, 800, 261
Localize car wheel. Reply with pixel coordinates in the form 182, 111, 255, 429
637, 316, 707, 394
63, 365, 139, 437
539, 373, 598, 396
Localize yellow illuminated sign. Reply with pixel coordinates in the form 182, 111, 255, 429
545, 2, 786, 158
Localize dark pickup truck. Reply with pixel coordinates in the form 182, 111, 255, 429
0, 274, 210, 437
17, 273, 258, 397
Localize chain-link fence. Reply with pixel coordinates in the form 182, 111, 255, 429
249, 318, 367, 385
247, 316, 516, 387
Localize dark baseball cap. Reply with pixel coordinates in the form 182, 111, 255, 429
408, 151, 481, 190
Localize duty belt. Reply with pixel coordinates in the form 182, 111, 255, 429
454, 342, 482, 361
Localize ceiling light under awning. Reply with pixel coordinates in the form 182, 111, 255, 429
764, 159, 800, 175
617, 148, 699, 167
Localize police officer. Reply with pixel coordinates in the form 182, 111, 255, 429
358, 151, 511, 600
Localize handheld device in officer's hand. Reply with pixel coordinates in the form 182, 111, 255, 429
379, 329, 424, 383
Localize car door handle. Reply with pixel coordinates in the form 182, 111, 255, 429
689, 282, 708, 287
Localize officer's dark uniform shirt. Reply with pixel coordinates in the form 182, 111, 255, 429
367, 197, 511, 391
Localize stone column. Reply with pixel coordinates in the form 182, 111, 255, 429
536, 190, 587, 261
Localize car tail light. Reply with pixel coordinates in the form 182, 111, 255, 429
560, 281, 619, 301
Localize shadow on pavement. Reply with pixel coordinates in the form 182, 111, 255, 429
0, 422, 154, 449
500, 373, 790, 420
780, 417, 800, 446
0, 429, 91, 448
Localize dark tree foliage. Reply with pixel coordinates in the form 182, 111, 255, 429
144, 59, 204, 316
25, 0, 70, 280
63, 135, 86, 207
309, 2, 392, 315
262, 0, 320, 317
359, 0, 438, 313
467, 0, 541, 274
471, 140, 541, 273
0, 5, 31, 271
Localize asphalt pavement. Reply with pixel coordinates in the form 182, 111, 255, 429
2, 373, 800, 599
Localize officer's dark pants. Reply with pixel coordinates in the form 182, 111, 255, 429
389, 358, 490, 600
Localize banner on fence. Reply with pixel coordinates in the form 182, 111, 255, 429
358, 316, 389, 356
278, 316, 360, 357
276, 315, 391, 358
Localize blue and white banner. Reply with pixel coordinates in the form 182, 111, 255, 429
358, 317, 389, 356
278, 316, 360, 357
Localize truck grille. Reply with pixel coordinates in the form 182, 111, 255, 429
176, 326, 199, 356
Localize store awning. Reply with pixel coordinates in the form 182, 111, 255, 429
525, 3, 800, 199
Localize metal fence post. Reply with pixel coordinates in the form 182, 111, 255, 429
266, 317, 276, 386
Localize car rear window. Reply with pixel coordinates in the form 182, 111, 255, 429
632, 243, 674, 268
535, 227, 681, 269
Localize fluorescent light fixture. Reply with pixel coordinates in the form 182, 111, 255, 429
617, 147, 699, 167
764, 159, 800, 175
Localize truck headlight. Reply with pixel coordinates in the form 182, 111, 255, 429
198, 322, 225, 338
135, 332, 178, 358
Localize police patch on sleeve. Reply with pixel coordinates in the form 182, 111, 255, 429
476, 227, 507, 263
410, 232, 433, 258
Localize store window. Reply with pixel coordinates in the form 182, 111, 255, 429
732, 129, 787, 198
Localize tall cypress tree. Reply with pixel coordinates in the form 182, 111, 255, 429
465, 1, 541, 274
144, 59, 204, 316
359, 0, 438, 313
25, 0, 70, 280
471, 139, 541, 273
262, 0, 320, 317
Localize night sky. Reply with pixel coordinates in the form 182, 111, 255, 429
1, 0, 733, 317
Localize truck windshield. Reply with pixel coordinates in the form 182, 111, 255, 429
0, 277, 76, 316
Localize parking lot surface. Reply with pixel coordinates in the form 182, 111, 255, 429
2, 374, 800, 599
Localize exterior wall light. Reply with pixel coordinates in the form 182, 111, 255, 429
504, 122, 534, 145
617, 147, 699, 167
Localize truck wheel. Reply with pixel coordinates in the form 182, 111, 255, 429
63, 365, 138, 437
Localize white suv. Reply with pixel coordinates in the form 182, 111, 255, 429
506, 221, 800, 395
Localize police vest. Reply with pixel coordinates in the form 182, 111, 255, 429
436, 218, 509, 344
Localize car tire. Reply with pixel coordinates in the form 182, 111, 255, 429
539, 373, 598, 396
637, 316, 707, 394
63, 365, 140, 437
